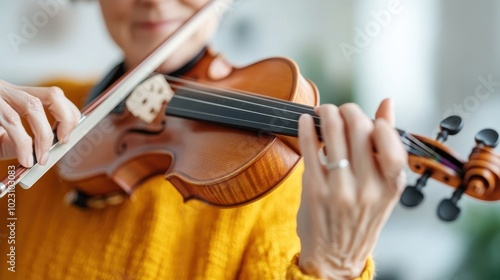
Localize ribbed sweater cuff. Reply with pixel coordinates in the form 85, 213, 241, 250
286, 253, 374, 280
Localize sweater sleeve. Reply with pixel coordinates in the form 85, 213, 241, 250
286, 254, 375, 280
236, 162, 375, 280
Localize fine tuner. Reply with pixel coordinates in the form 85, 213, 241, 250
400, 115, 500, 222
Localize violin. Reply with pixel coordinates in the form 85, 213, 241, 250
1, 0, 499, 223
56, 50, 319, 208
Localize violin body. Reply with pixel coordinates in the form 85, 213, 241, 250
58, 52, 319, 207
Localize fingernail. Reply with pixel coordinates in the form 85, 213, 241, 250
27, 155, 34, 167
62, 135, 69, 144
41, 152, 49, 166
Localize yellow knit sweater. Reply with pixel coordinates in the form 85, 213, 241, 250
0, 81, 374, 280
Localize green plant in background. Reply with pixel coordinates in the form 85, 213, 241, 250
447, 204, 500, 280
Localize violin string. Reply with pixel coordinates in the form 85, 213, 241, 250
404, 133, 442, 161
402, 143, 427, 157
161, 75, 454, 167
403, 135, 461, 171
169, 84, 311, 126
166, 98, 428, 153
167, 97, 446, 166
170, 84, 448, 160
164, 75, 320, 119
393, 135, 444, 164
170, 86, 432, 155
165, 104, 300, 135
400, 133, 460, 171
167, 100, 451, 168
403, 135, 440, 161
164, 74, 319, 114
400, 133, 458, 168
168, 79, 446, 161
399, 136, 461, 171
167, 81, 322, 134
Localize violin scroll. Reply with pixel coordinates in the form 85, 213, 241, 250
437, 129, 500, 221
462, 129, 500, 199
400, 117, 500, 221
400, 116, 464, 208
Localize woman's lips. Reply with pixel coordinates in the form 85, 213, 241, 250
135, 20, 182, 31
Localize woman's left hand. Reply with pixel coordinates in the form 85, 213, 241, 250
297, 99, 407, 279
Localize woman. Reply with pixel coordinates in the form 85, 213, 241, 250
0, 0, 407, 279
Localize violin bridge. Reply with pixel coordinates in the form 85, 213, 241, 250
126, 74, 174, 123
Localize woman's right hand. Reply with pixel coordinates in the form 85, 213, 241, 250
0, 80, 81, 167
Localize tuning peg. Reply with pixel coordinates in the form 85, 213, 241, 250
436, 116, 463, 142
400, 186, 424, 207
475, 128, 499, 148
400, 171, 432, 207
437, 185, 466, 222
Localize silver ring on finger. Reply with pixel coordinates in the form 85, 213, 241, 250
325, 159, 349, 171
318, 149, 349, 171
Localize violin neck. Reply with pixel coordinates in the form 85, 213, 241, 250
165, 86, 410, 147
166, 87, 319, 138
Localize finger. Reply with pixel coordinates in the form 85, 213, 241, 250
54, 108, 80, 144
3, 88, 54, 165
208, 55, 233, 80
298, 114, 326, 185
339, 103, 375, 176
14, 85, 80, 143
375, 98, 394, 127
372, 118, 407, 194
0, 128, 15, 159
316, 104, 348, 165
0, 99, 34, 167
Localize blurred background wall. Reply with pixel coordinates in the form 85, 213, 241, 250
1, 0, 499, 279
